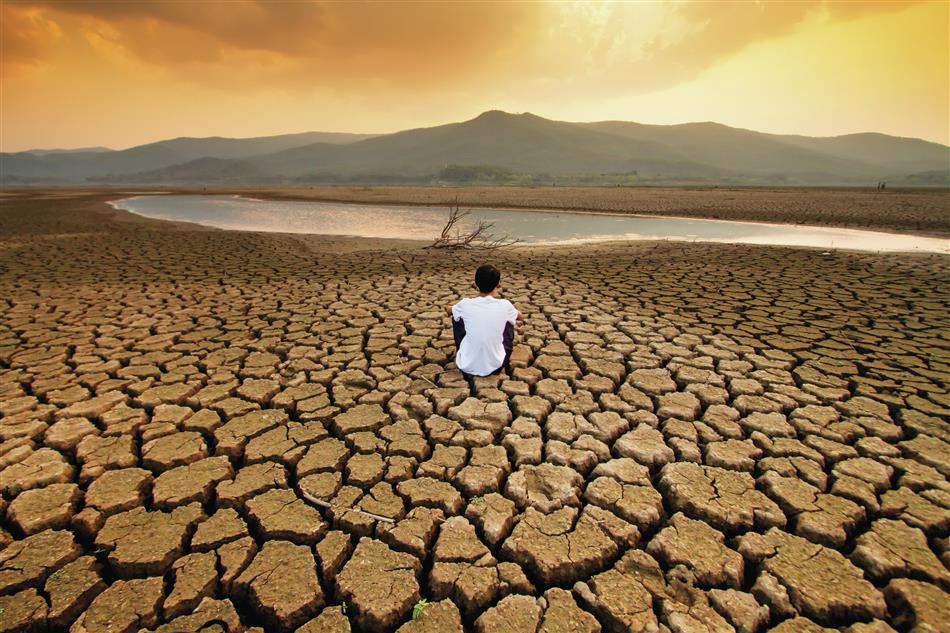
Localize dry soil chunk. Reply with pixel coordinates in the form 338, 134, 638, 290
573, 549, 665, 633
135, 382, 198, 409
152, 455, 233, 509
884, 578, 950, 632
164, 551, 218, 619
297, 606, 352, 633
396, 477, 464, 515
95, 503, 203, 578
75, 434, 137, 483
335, 539, 421, 631
836, 396, 891, 421
44, 556, 107, 630
447, 398, 512, 434
833, 457, 894, 492
245, 488, 327, 544
704, 440, 761, 472
505, 463, 583, 513
0, 588, 48, 633
378, 506, 444, 559
769, 617, 837, 633
474, 594, 542, 633
0, 447, 74, 494
501, 505, 638, 585
660, 569, 735, 633
314, 530, 353, 586
647, 512, 743, 588
150, 598, 244, 633
44, 417, 98, 452
465, 493, 517, 547
628, 368, 676, 395
740, 412, 796, 438
217, 536, 257, 593
454, 445, 509, 496
707, 588, 769, 633
760, 472, 864, 547
84, 467, 152, 516
244, 421, 327, 465
428, 516, 529, 616
216, 460, 288, 509
8, 483, 82, 534
880, 486, 950, 534
70, 576, 164, 633
0, 529, 81, 594
657, 391, 702, 420
659, 462, 786, 533
539, 587, 601, 633
56, 391, 127, 421
395, 599, 463, 633
584, 476, 664, 531
590, 457, 652, 485
141, 430, 208, 471
192, 507, 249, 551
615, 424, 675, 468
738, 528, 886, 625
851, 518, 950, 585
332, 403, 389, 435
234, 539, 323, 630
296, 437, 350, 477
213, 408, 287, 458
346, 451, 386, 487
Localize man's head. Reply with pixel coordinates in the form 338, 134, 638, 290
475, 264, 501, 294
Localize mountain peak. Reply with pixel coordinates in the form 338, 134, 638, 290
473, 109, 513, 120
470, 110, 545, 123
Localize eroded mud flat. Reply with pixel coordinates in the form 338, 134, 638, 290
0, 191, 947, 633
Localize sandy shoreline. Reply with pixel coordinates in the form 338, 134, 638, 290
0, 190, 947, 632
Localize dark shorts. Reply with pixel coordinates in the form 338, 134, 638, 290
453, 318, 515, 376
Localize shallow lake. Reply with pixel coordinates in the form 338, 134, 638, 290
111, 194, 948, 254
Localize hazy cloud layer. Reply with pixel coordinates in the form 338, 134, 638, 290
3, 0, 919, 91
2, 1, 550, 83
634, 1, 916, 90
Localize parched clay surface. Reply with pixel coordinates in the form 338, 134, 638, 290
0, 190, 947, 632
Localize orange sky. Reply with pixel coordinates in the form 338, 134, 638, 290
2, 1, 948, 151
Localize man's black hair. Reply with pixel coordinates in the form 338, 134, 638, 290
475, 264, 501, 293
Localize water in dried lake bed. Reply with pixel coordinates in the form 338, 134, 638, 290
112, 194, 948, 253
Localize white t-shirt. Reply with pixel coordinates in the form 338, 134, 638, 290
452, 296, 519, 376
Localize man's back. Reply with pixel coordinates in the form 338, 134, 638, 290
452, 295, 518, 376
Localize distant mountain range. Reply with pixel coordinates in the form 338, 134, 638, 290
2, 111, 947, 186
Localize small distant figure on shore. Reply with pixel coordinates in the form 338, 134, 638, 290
877, 181, 887, 190
449, 264, 521, 376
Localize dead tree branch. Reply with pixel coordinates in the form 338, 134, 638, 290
428, 201, 522, 250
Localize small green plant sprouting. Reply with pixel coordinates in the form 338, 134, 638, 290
48, 570, 67, 581
470, 496, 484, 506
412, 598, 428, 620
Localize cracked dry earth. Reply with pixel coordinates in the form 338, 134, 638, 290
0, 192, 948, 633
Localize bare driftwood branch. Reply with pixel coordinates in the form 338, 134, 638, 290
428, 201, 522, 250
299, 488, 395, 524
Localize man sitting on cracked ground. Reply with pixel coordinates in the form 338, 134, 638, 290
449, 264, 522, 377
